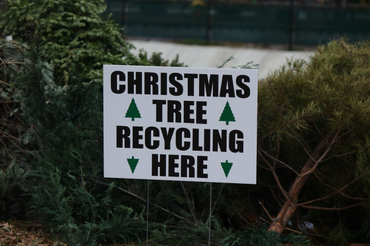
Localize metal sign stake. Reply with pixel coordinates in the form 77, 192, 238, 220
208, 182, 212, 246
146, 180, 149, 246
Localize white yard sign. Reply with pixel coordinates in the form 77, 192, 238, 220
104, 65, 257, 184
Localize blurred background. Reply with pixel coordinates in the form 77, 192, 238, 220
103, 0, 370, 50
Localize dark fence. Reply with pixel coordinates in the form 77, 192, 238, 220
105, 0, 370, 46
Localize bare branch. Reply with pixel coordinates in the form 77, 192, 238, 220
258, 148, 289, 200
3, 61, 26, 65
206, 184, 225, 224
180, 181, 197, 222
235, 209, 254, 227
301, 202, 365, 211
258, 147, 273, 170
90, 178, 194, 225
267, 179, 284, 207
300, 131, 339, 178
286, 132, 315, 162
313, 120, 327, 143
257, 163, 271, 171
0, 138, 11, 157
211, 184, 224, 215
272, 140, 280, 169
298, 171, 370, 206
258, 147, 300, 176
260, 216, 302, 234
298, 193, 334, 207
314, 171, 370, 201
259, 216, 271, 224
259, 200, 273, 220
321, 150, 358, 163
0, 80, 12, 86
0, 43, 23, 49
332, 150, 358, 158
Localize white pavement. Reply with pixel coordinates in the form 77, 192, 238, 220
128, 39, 316, 80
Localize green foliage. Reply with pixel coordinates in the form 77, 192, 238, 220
218, 56, 259, 69
0, 0, 183, 243
149, 218, 230, 246
137, 49, 185, 67
149, 221, 309, 246
0, 0, 185, 86
10, 51, 152, 244
0, 159, 28, 219
0, 0, 149, 85
258, 39, 370, 244
232, 61, 259, 69
150, 221, 217, 245
222, 224, 310, 246
0, 39, 38, 220
0, 40, 37, 165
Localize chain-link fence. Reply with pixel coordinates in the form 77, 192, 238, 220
105, 0, 370, 46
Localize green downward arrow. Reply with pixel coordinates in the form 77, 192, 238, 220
221, 160, 233, 178
127, 156, 139, 173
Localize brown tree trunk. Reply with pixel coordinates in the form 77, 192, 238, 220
268, 135, 334, 234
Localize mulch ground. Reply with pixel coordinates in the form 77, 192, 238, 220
0, 220, 138, 245
0, 220, 64, 246
2, 220, 369, 246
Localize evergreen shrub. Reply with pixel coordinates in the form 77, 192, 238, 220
257, 39, 370, 244
0, 40, 38, 219
0, 0, 182, 244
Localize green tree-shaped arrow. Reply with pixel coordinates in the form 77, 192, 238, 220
219, 101, 235, 125
125, 98, 141, 121
127, 156, 139, 173
221, 160, 233, 177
